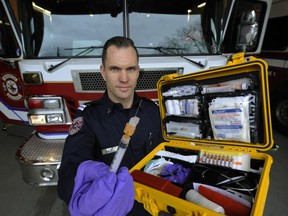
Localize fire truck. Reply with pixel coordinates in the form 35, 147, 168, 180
0, 0, 271, 186
259, 0, 288, 135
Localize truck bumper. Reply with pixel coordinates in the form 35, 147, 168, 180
16, 133, 65, 186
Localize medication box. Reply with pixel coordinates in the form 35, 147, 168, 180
130, 53, 273, 216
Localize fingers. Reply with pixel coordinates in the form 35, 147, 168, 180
69, 161, 118, 215
97, 167, 135, 216
78, 160, 111, 181
69, 162, 135, 216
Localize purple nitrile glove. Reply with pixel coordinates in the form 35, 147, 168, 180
68, 160, 134, 216
160, 164, 191, 184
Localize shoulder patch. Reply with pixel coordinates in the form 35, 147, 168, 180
69, 117, 84, 135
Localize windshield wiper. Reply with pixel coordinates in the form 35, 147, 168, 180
47, 46, 103, 72
137, 46, 205, 68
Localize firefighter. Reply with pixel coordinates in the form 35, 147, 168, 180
57, 36, 164, 215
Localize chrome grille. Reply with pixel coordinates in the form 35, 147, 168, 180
72, 68, 181, 93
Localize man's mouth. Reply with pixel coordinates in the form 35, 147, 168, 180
118, 86, 130, 92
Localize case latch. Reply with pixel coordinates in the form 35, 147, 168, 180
162, 73, 179, 81
227, 52, 246, 65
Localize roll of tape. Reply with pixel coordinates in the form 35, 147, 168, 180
165, 100, 174, 115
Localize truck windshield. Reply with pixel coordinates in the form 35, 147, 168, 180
22, 0, 230, 57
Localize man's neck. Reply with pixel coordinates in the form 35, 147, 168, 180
107, 92, 134, 109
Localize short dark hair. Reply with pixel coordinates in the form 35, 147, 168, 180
102, 36, 139, 65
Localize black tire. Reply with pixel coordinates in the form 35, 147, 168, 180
270, 87, 288, 136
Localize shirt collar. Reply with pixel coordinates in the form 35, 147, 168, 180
102, 91, 142, 114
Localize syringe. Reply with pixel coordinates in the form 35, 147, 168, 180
110, 116, 140, 172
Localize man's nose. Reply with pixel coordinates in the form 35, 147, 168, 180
119, 70, 129, 82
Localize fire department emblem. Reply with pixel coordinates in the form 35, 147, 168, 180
69, 117, 84, 135
1, 73, 23, 101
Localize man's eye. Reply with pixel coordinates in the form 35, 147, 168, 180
127, 67, 136, 72
111, 67, 119, 72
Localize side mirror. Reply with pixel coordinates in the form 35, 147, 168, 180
236, 10, 258, 52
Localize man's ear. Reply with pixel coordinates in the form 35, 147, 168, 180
136, 65, 140, 79
100, 65, 106, 81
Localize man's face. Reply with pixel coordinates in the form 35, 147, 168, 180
100, 45, 139, 107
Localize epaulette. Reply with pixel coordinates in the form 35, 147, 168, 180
77, 100, 99, 112
140, 96, 159, 106
77, 104, 87, 112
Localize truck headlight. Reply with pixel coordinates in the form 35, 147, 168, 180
22, 72, 43, 85
26, 96, 69, 125
46, 114, 63, 123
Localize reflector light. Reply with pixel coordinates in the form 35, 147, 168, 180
27, 100, 44, 109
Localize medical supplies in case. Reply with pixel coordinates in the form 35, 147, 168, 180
130, 53, 273, 216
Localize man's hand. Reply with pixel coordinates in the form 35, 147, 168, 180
68, 160, 134, 216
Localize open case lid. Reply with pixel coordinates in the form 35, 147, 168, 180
157, 53, 274, 152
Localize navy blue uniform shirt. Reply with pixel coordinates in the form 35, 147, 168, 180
57, 92, 164, 215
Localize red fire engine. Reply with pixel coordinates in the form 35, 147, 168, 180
0, 0, 271, 185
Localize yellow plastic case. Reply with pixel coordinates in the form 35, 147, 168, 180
130, 53, 273, 216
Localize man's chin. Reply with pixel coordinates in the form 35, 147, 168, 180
116, 91, 133, 100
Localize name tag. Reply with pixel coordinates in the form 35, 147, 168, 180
102, 146, 118, 155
